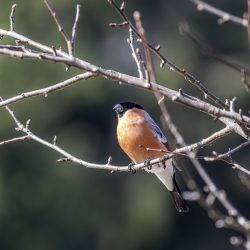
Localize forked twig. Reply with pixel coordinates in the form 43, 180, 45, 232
44, 0, 81, 57
108, 0, 228, 110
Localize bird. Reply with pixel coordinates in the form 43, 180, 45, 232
113, 101, 188, 212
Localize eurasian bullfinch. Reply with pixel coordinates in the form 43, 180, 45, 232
113, 101, 188, 212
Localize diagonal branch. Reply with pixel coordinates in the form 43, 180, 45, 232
1, 96, 237, 174
0, 3, 248, 134
108, 0, 228, 110
1, 44, 250, 130
0, 44, 249, 138
0, 72, 96, 107
130, 12, 250, 241
44, 0, 75, 56
179, 22, 250, 93
190, 0, 249, 28
204, 140, 250, 176
0, 29, 68, 56
44, 0, 70, 45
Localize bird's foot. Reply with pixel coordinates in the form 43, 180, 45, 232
128, 162, 136, 174
159, 156, 167, 169
144, 159, 152, 170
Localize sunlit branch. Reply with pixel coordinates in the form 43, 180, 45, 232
0, 72, 96, 107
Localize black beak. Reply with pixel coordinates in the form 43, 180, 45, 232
113, 104, 123, 114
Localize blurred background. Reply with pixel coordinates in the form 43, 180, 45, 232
0, 0, 249, 249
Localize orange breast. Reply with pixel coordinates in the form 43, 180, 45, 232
117, 108, 167, 164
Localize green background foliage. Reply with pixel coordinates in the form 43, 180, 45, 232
0, 1, 249, 249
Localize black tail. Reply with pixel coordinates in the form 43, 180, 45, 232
170, 177, 189, 213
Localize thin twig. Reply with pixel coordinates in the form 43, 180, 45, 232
224, 140, 250, 156
71, 4, 81, 55
108, 0, 228, 110
0, 135, 29, 146
109, 21, 128, 28
133, 10, 152, 85
190, 0, 249, 28
0, 45, 24, 51
0, 29, 66, 55
44, 0, 73, 56
111, 0, 250, 136
143, 146, 250, 178
135, 48, 150, 83
0, 2, 249, 247
204, 141, 250, 176
127, 28, 144, 79
1, 6, 249, 134
207, 140, 250, 158
0, 72, 96, 107
10, 4, 17, 32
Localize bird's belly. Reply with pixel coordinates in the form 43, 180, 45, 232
118, 124, 167, 164
146, 161, 174, 191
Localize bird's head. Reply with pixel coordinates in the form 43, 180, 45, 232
113, 102, 144, 118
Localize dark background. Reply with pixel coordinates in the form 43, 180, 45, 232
0, 0, 249, 249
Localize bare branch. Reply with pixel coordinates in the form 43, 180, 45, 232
10, 4, 17, 32
133, 11, 151, 85
109, 21, 128, 28
1, 95, 237, 175
0, 2, 249, 248
71, 4, 81, 55
132, 12, 250, 240
0, 45, 24, 51
0, 135, 29, 146
0, 2, 250, 245
229, 161, 250, 176
127, 28, 144, 79
184, 126, 233, 152
0, 72, 96, 107
225, 140, 250, 156
116, 10, 250, 237
2, 8, 249, 136
190, 0, 249, 28
108, 0, 228, 110
0, 29, 65, 55
204, 141, 250, 176
0, 45, 249, 138
1, 12, 249, 136
44, 0, 73, 56
135, 48, 150, 83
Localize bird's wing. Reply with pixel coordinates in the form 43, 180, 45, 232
145, 112, 168, 145
152, 122, 168, 144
